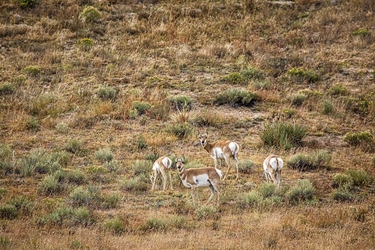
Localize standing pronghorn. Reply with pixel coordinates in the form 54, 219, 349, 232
263, 154, 284, 188
175, 156, 222, 206
198, 132, 239, 180
150, 156, 174, 192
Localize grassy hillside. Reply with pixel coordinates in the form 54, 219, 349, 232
1, 0, 375, 249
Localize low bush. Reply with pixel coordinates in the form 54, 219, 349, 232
285, 179, 316, 205
343, 131, 374, 152
97, 85, 117, 100
195, 205, 219, 220
260, 122, 307, 150
238, 160, 255, 174
121, 174, 149, 193
287, 67, 320, 83
95, 148, 114, 163
213, 88, 260, 108
104, 217, 126, 235
166, 122, 194, 139
79, 6, 101, 23
0, 144, 13, 175
0, 204, 18, 220
0, 82, 14, 95
287, 150, 331, 171
168, 95, 192, 111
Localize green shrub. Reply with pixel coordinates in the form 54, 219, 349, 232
328, 84, 348, 96
65, 139, 83, 155
139, 217, 166, 232
0, 144, 13, 175
39, 175, 63, 195
20, 149, 62, 176
285, 179, 316, 205
9, 196, 34, 216
104, 160, 122, 173
95, 148, 114, 163
0, 204, 18, 219
55, 122, 69, 134
132, 101, 151, 115
345, 169, 373, 187
260, 122, 307, 150
61, 169, 86, 185
135, 134, 148, 150
223, 72, 246, 84
343, 131, 374, 152
0, 82, 14, 95
287, 67, 320, 83
23, 65, 41, 76
331, 188, 353, 202
287, 150, 331, 171
252, 80, 270, 90
238, 192, 261, 208
26, 117, 40, 132
16, 0, 39, 8
167, 95, 192, 111
36, 206, 73, 226
104, 217, 126, 235
79, 6, 102, 23
322, 99, 334, 115
166, 122, 194, 139
97, 85, 117, 100
102, 193, 121, 209
241, 65, 265, 80
79, 38, 94, 51
72, 207, 95, 227
195, 205, 218, 220
121, 175, 149, 193
0, 236, 11, 249
352, 28, 371, 37
332, 173, 353, 189
214, 88, 260, 108
69, 186, 101, 207
257, 183, 277, 199
238, 160, 255, 174
291, 93, 306, 106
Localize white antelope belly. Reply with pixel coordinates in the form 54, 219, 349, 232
193, 174, 211, 187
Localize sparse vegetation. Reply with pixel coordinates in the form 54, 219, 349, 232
213, 88, 260, 107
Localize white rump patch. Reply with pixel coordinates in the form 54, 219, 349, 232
269, 157, 283, 171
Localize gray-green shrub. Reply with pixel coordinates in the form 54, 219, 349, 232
214, 88, 260, 108
260, 122, 307, 150
285, 179, 316, 205
287, 150, 331, 171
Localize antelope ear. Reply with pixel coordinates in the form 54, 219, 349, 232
181, 155, 185, 162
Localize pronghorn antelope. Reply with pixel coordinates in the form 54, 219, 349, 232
263, 154, 284, 188
175, 156, 222, 206
150, 156, 174, 192
198, 132, 239, 180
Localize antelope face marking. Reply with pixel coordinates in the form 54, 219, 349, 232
198, 133, 208, 146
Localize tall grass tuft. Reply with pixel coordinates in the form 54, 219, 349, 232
260, 122, 307, 150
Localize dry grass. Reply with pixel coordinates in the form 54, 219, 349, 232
1, 0, 375, 249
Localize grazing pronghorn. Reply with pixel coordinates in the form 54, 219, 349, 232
263, 154, 284, 188
198, 132, 239, 180
150, 156, 174, 192
175, 156, 222, 206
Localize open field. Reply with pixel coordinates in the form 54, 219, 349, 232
1, 0, 375, 249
